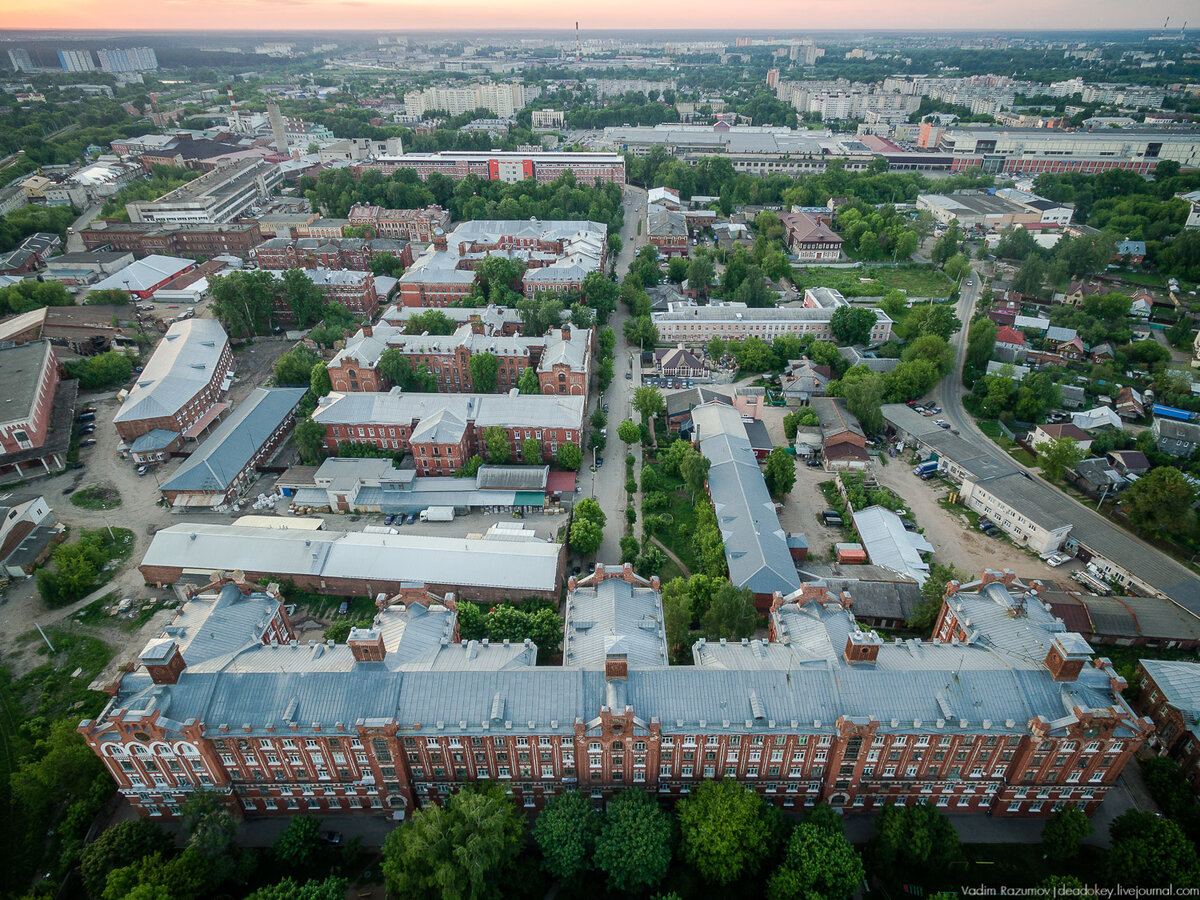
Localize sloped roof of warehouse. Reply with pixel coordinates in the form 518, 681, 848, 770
140, 523, 562, 592
113, 319, 229, 424
312, 389, 585, 431
160, 388, 304, 494
693, 401, 800, 596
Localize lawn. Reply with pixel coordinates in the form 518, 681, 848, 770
69, 483, 122, 510
791, 264, 953, 298
71, 591, 174, 631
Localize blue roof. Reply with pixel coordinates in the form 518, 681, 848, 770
161, 388, 304, 495
130, 428, 179, 452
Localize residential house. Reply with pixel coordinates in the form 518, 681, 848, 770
1067, 457, 1127, 499
1056, 335, 1087, 361
1115, 387, 1145, 421
1153, 417, 1200, 458
0, 340, 77, 483
811, 397, 868, 471
1107, 450, 1150, 476
780, 357, 832, 403
1090, 343, 1115, 363
1029, 423, 1093, 453
743, 418, 773, 461
646, 204, 688, 258
1065, 281, 1104, 306
1113, 239, 1146, 266
1071, 406, 1123, 433
0, 494, 61, 578
994, 326, 1027, 363
987, 300, 1019, 327
1130, 290, 1154, 318
838, 346, 899, 373
665, 387, 727, 433
778, 211, 843, 261
655, 345, 706, 379
1060, 384, 1087, 409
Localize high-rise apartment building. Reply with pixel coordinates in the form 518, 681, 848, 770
57, 49, 96, 72
96, 47, 158, 72
404, 83, 528, 117
7, 49, 36, 72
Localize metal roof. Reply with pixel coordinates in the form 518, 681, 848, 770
160, 388, 304, 496
851, 506, 933, 585
140, 523, 562, 593
693, 401, 800, 596
92, 255, 195, 292
114, 319, 229, 424
563, 574, 668, 669
313, 389, 585, 432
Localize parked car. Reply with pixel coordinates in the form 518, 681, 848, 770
337, 601, 349, 615
79, 439, 96, 447
901, 519, 917, 532
80, 406, 96, 414
625, 372, 632, 380
405, 513, 415, 525
137, 465, 148, 476
79, 425, 95, 434
978, 520, 997, 532
321, 831, 343, 845
930, 406, 942, 414
384, 514, 395, 525
595, 456, 604, 468
821, 510, 843, 526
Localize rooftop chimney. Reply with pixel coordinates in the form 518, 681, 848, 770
1044, 633, 1093, 682
844, 629, 884, 665
348, 626, 386, 662
139, 639, 186, 684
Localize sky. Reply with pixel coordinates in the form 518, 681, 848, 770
0, 0, 1197, 32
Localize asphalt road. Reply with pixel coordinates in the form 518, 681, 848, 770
580, 184, 647, 568
930, 270, 1200, 604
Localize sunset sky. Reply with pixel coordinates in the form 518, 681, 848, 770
0, 0, 1195, 32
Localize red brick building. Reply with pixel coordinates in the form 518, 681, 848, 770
1136, 660, 1200, 794
353, 151, 625, 186
312, 390, 585, 475
268, 269, 380, 321
113, 319, 233, 443
80, 567, 1146, 823
252, 237, 412, 272
326, 323, 590, 397
779, 211, 843, 261
346, 204, 450, 241
79, 221, 264, 259
0, 340, 76, 481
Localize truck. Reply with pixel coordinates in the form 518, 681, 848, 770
419, 506, 455, 523
913, 460, 939, 477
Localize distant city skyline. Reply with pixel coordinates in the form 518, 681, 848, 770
0, 0, 1196, 32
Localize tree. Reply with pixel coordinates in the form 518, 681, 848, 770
309, 361, 331, 398
868, 801, 960, 882
1013, 255, 1046, 296
403, 310, 456, 335
633, 385, 666, 428
661, 577, 694, 659
517, 366, 541, 394
280, 268, 326, 328
624, 315, 658, 348
570, 498, 606, 555
687, 256, 716, 299
768, 807, 864, 900
1038, 437, 1086, 481
995, 226, 1040, 261
295, 419, 327, 466
273, 346, 318, 386
905, 303, 961, 340
617, 419, 641, 445
81, 819, 170, 899
594, 790, 673, 894
829, 306, 877, 345
556, 443, 582, 470
667, 256, 689, 284
570, 303, 595, 328
902, 333, 954, 375
532, 791, 600, 883
678, 780, 776, 885
701, 582, 757, 640
483, 426, 510, 464
963, 317, 997, 386
84, 287, 131, 306
469, 351, 500, 393
907, 563, 962, 632
1042, 805, 1091, 864
763, 447, 795, 497
783, 408, 820, 440
370, 252, 404, 277
381, 783, 524, 900
376, 348, 413, 390
67, 350, 135, 390
1123, 466, 1197, 536
841, 370, 886, 433
273, 815, 322, 870
522, 437, 542, 465
246, 876, 349, 900
1106, 810, 1200, 888
931, 221, 961, 267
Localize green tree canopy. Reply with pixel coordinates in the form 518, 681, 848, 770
678, 779, 778, 884
763, 447, 796, 497
469, 351, 500, 393
594, 790, 673, 894
1123, 466, 1197, 537
295, 419, 327, 466
556, 442, 582, 470
483, 426, 511, 463
701, 582, 758, 640
830, 305, 878, 345
517, 366, 541, 394
617, 419, 641, 444
273, 346, 319, 386
768, 806, 864, 900
309, 361, 332, 397
532, 790, 600, 883
1042, 805, 1091, 864
381, 783, 524, 900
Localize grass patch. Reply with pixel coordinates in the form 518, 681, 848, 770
1010, 447, 1037, 466
69, 483, 122, 510
282, 587, 377, 621
71, 591, 175, 632
976, 420, 1003, 439
791, 264, 953, 298
36, 527, 135, 608
657, 486, 701, 574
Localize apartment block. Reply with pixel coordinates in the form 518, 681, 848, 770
404, 83, 528, 117
312, 390, 584, 475
79, 566, 1146, 823
96, 47, 158, 72
653, 301, 893, 344
327, 322, 590, 396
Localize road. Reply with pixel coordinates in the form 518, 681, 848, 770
65, 203, 102, 253
580, 185, 646, 568
930, 270, 1200, 606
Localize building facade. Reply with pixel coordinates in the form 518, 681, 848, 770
653, 302, 893, 344
126, 159, 283, 225
354, 152, 625, 186
346, 204, 450, 241
252, 237, 412, 272
80, 222, 265, 259
312, 390, 584, 475
79, 567, 1147, 823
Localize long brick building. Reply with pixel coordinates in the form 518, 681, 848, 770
326, 322, 590, 396
79, 566, 1147, 823
0, 340, 77, 482
311, 390, 585, 475
346, 204, 450, 241
252, 237, 412, 272
397, 220, 606, 308
112, 319, 233, 443
79, 221, 265, 259
1136, 660, 1200, 794
267, 269, 380, 321
352, 151, 625, 186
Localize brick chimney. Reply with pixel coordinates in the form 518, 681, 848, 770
604, 635, 628, 681
561, 324, 571, 340
348, 626, 386, 662
362, 324, 373, 337
140, 639, 186, 684
1044, 633, 1093, 682
843, 629, 883, 665
433, 228, 447, 251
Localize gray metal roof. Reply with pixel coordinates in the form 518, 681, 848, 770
92, 255, 195, 292
130, 429, 180, 452
161, 388, 304, 495
851, 506, 933, 585
140, 523, 563, 593
693, 401, 800, 596
563, 572, 668, 669
0, 341, 53, 427
114, 319, 229, 424
475, 465, 548, 491
313, 389, 585, 432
